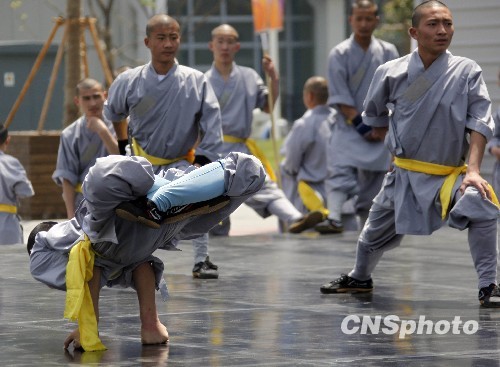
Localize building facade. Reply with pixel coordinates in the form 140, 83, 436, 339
0, 0, 499, 130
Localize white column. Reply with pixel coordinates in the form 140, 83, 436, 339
268, 29, 282, 137
308, 0, 346, 76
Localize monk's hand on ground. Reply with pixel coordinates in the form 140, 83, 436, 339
63, 328, 82, 350
460, 171, 492, 201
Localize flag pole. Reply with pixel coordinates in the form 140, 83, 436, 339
260, 31, 282, 189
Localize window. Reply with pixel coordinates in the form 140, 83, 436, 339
169, 0, 314, 122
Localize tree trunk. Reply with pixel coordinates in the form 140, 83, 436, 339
63, 0, 82, 127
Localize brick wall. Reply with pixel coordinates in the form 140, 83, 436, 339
8, 131, 66, 219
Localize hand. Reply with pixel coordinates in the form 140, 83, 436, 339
262, 56, 278, 80
459, 171, 492, 201
86, 116, 107, 134
370, 127, 388, 141
491, 146, 500, 160
63, 328, 82, 350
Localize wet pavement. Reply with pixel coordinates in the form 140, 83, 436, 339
1, 206, 500, 366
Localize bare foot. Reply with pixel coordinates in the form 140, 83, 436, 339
141, 320, 169, 345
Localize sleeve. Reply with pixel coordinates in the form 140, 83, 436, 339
254, 70, 268, 110
362, 65, 391, 128
52, 132, 80, 186
280, 119, 309, 176
193, 76, 224, 162
487, 107, 500, 153
11, 159, 34, 199
29, 219, 82, 291
465, 62, 495, 141
104, 73, 131, 122
30, 241, 69, 291
327, 47, 356, 108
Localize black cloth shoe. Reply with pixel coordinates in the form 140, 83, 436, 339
288, 210, 324, 233
315, 219, 344, 234
192, 256, 219, 279
115, 197, 163, 229
116, 195, 231, 229
320, 274, 373, 294
479, 284, 500, 308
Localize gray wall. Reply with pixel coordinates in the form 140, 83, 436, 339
0, 42, 64, 131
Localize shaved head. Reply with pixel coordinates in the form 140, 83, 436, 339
146, 14, 180, 37
304, 76, 328, 104
412, 0, 448, 27
75, 78, 103, 96
211, 24, 239, 40
351, 0, 378, 16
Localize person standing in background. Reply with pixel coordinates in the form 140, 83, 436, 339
105, 15, 223, 279
316, 0, 399, 234
52, 78, 118, 218
0, 123, 34, 244
205, 24, 324, 236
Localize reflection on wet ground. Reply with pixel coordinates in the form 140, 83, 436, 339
2, 225, 500, 366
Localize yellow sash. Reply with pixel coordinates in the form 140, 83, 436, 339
132, 137, 195, 166
75, 183, 83, 194
0, 203, 17, 214
297, 181, 329, 217
64, 235, 106, 352
223, 135, 277, 181
393, 157, 499, 219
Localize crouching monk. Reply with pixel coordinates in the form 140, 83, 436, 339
27, 152, 265, 351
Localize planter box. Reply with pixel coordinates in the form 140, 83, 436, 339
8, 131, 66, 220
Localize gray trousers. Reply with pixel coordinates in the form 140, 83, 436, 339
349, 186, 499, 289
325, 164, 386, 228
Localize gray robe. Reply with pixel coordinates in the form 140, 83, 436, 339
105, 62, 223, 164
486, 106, 500, 194
30, 153, 265, 292
363, 49, 497, 234
327, 35, 398, 171
205, 63, 293, 218
0, 151, 34, 244
52, 115, 115, 209
280, 105, 334, 212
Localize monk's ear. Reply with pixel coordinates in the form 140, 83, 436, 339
409, 27, 417, 40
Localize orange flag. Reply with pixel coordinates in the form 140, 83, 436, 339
252, 0, 284, 33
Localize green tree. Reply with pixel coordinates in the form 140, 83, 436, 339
375, 0, 413, 55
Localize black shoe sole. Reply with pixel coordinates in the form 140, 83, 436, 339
480, 300, 500, 308
115, 208, 161, 229
164, 197, 230, 224
315, 227, 344, 234
116, 197, 230, 229
320, 287, 373, 294
192, 272, 219, 279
